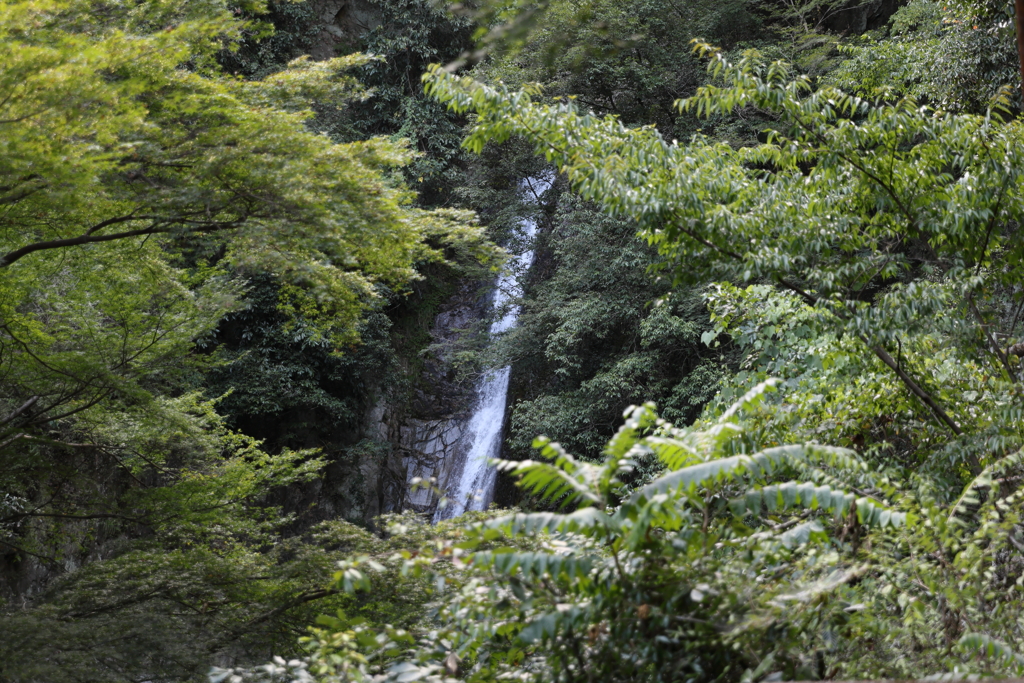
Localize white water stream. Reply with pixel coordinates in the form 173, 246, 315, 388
434, 175, 552, 521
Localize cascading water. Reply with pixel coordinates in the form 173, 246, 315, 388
434, 175, 552, 521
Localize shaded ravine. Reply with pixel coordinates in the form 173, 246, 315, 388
434, 175, 552, 521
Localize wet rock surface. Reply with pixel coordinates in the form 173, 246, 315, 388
396, 282, 488, 514
399, 419, 468, 511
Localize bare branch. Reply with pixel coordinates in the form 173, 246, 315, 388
0, 395, 38, 427
0, 218, 244, 267
869, 341, 968, 447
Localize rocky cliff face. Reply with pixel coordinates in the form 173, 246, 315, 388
822, 0, 903, 33
369, 281, 488, 517
308, 0, 382, 60
276, 277, 487, 527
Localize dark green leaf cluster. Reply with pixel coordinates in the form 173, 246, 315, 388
500, 195, 727, 471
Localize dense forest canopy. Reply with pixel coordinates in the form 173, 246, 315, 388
3, 0, 1024, 681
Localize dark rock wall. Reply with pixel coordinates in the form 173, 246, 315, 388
394, 281, 490, 515
309, 0, 382, 60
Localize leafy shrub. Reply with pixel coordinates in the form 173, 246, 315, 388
225, 382, 909, 682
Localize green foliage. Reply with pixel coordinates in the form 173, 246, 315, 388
313, 0, 478, 205
959, 633, 1024, 675
235, 383, 912, 683
216, 0, 478, 205
813, 443, 1024, 679
9, 0, 1024, 680
826, 0, 945, 102
702, 281, 1024, 481
1, 0, 489, 339
500, 194, 726, 467
395, 30, 1024, 682
191, 2, 1024, 681
199, 274, 402, 444
425, 42, 1024, 447
688, 256, 1024, 680
479, 0, 760, 138
219, 0, 326, 79
234, 384, 1024, 682
0, 390, 329, 681
0, 1, 497, 678
0, 0, 495, 527
0, 0, 486, 551
827, 0, 1019, 111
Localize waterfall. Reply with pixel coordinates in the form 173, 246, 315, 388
433, 175, 552, 521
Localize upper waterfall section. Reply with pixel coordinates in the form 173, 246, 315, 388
432, 173, 554, 521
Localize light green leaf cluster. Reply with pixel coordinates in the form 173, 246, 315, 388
0, 0, 495, 339
0, 2, 498, 677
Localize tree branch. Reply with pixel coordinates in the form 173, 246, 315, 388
0, 219, 244, 267
207, 587, 339, 652
0, 395, 38, 427
968, 297, 1018, 382
868, 341, 968, 447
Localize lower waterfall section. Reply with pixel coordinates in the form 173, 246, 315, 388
433, 175, 552, 521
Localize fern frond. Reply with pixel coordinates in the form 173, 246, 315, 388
732, 481, 904, 528
647, 381, 779, 464
470, 550, 595, 580
691, 421, 745, 460
497, 439, 603, 507
604, 403, 658, 459
518, 605, 588, 643
789, 462, 890, 498
485, 508, 610, 536
644, 435, 705, 471
631, 451, 776, 502
632, 443, 854, 501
